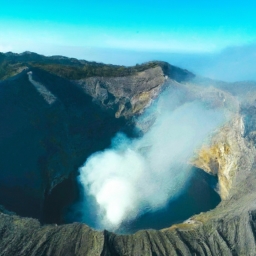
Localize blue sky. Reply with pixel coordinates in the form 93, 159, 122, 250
1, 0, 256, 80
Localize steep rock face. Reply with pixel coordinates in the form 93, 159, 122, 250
73, 62, 194, 118
191, 78, 256, 200
194, 115, 254, 200
74, 66, 166, 118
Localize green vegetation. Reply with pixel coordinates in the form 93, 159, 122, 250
0, 59, 26, 80
29, 61, 158, 80
0, 52, 159, 80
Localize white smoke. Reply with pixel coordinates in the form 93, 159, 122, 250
78, 87, 226, 231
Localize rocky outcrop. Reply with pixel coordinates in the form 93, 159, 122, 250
74, 66, 167, 118
191, 78, 256, 200
73, 62, 194, 118
194, 115, 254, 200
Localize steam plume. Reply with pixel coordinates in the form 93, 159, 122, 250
78, 86, 226, 230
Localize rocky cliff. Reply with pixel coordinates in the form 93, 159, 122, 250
1, 52, 256, 255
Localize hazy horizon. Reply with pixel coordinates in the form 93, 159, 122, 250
1, 0, 256, 81
2, 43, 256, 83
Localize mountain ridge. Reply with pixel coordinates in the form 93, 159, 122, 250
0, 51, 194, 81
